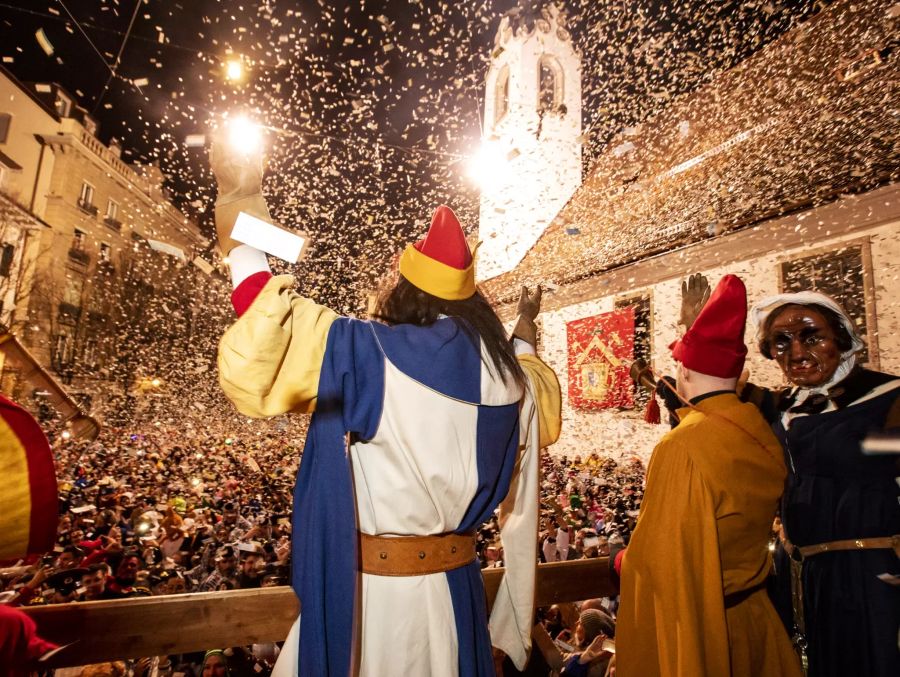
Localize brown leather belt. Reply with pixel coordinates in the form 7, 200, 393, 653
359, 532, 477, 576
784, 534, 899, 562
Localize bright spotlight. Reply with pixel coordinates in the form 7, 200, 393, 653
467, 142, 506, 188
225, 58, 245, 82
61, 430, 71, 440
151, 378, 161, 388
227, 115, 263, 156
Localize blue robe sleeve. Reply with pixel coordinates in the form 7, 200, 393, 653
292, 317, 385, 677
322, 318, 385, 439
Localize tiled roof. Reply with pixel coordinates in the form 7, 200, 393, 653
484, 0, 899, 301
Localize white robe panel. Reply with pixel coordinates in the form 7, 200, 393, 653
350, 359, 491, 676
275, 347, 527, 677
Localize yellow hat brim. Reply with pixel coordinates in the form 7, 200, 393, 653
398, 244, 476, 301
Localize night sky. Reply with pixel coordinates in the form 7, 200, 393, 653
0, 0, 824, 311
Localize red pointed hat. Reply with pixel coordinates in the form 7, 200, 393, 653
670, 274, 748, 378
398, 205, 476, 300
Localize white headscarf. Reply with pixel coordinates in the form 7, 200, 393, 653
750, 292, 866, 421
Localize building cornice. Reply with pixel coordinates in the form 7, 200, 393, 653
48, 122, 203, 246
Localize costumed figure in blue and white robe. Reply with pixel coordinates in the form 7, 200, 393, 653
210, 141, 562, 677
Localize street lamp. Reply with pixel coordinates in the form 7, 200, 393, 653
226, 115, 263, 156
468, 141, 506, 188
225, 58, 245, 83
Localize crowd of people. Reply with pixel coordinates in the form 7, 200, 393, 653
3, 273, 896, 677
2, 285, 895, 677
537, 454, 643, 566
0, 422, 299, 606
477, 453, 644, 573
0, 416, 644, 676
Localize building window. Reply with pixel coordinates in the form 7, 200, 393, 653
99, 243, 111, 263
63, 272, 84, 307
0, 113, 11, 144
781, 244, 871, 364
538, 55, 563, 114
52, 330, 75, 369
78, 182, 95, 208
55, 93, 72, 118
106, 200, 118, 221
81, 338, 99, 370
494, 65, 509, 127
0, 243, 14, 277
615, 293, 652, 407
68, 229, 90, 265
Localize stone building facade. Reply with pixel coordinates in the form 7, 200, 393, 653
480, 0, 900, 460
0, 66, 217, 417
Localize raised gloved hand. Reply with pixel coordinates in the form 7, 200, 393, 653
680, 273, 711, 329
209, 138, 265, 198
511, 285, 542, 347
209, 137, 272, 256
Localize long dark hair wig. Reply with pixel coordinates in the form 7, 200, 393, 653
373, 274, 525, 388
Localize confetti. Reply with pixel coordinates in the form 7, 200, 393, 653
34, 28, 54, 56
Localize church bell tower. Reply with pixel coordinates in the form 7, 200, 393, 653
476, 3, 582, 281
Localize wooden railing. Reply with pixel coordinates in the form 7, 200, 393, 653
24, 558, 613, 668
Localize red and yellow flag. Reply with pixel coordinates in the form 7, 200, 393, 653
0, 394, 57, 559
566, 307, 635, 410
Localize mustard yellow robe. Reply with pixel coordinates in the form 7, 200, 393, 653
616, 393, 802, 677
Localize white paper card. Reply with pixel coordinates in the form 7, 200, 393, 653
231, 212, 308, 263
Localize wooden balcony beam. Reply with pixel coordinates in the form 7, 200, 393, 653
24, 558, 614, 668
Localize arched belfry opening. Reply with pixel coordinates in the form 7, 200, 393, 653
537, 55, 563, 114
495, 64, 510, 127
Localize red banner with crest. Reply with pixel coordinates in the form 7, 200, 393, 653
567, 307, 635, 410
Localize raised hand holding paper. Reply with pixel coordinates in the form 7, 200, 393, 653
209, 118, 313, 259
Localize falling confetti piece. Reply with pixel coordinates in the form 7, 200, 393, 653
34, 28, 54, 56
192, 257, 214, 275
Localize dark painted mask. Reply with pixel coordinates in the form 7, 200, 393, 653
766, 305, 842, 387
